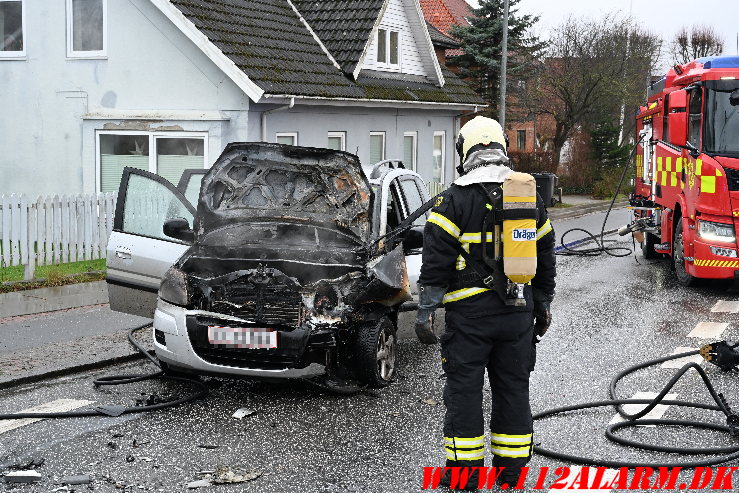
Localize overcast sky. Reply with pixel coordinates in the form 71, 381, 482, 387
468, 0, 739, 69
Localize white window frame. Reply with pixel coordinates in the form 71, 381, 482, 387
327, 131, 346, 151
0, 0, 26, 59
66, 0, 107, 59
275, 132, 298, 146
95, 130, 209, 194
433, 131, 446, 185
376, 27, 401, 71
403, 131, 417, 171
370, 131, 386, 164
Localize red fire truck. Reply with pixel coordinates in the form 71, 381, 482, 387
630, 56, 739, 286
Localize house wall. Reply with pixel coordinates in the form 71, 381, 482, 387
0, 0, 250, 196
259, 104, 460, 186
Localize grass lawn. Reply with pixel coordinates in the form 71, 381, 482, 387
0, 259, 105, 287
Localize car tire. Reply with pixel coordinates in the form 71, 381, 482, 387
673, 219, 697, 287
641, 232, 659, 259
352, 316, 397, 387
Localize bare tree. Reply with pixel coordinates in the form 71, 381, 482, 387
523, 15, 661, 171
671, 25, 724, 65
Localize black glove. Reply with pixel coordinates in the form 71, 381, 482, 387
533, 301, 551, 343
415, 285, 446, 345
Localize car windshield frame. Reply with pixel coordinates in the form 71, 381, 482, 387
704, 80, 739, 158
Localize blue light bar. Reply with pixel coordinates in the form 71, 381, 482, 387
701, 57, 739, 69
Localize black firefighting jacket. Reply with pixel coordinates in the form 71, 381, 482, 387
418, 181, 556, 316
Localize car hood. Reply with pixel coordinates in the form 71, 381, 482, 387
195, 143, 373, 242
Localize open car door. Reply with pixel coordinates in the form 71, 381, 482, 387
106, 168, 196, 318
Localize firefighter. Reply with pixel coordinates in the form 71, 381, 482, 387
415, 116, 556, 489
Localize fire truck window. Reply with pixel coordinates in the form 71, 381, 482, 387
688, 89, 703, 147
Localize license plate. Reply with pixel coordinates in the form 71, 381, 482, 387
207, 326, 277, 349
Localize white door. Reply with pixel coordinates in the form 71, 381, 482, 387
106, 168, 195, 317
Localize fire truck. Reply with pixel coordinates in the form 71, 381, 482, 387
628, 56, 739, 286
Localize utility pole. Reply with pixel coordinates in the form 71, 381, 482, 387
498, 0, 509, 128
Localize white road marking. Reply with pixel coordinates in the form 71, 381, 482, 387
661, 347, 704, 368
711, 300, 739, 313
547, 466, 618, 492
0, 399, 94, 435
609, 391, 677, 428
687, 322, 729, 339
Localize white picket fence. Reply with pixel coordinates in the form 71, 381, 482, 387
0, 193, 117, 280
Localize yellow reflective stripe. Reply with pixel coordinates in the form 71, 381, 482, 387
696, 159, 703, 176
490, 445, 531, 458
504, 196, 536, 203
445, 446, 484, 456
490, 434, 532, 446
665, 157, 672, 172
443, 287, 489, 304
446, 451, 485, 461
455, 243, 469, 271
536, 219, 552, 240
701, 175, 716, 193
459, 232, 494, 243
445, 436, 486, 447
428, 212, 460, 238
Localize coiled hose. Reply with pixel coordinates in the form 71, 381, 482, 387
534, 350, 739, 467
0, 324, 208, 420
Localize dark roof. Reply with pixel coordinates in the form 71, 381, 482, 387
426, 22, 460, 49
292, 0, 385, 75
356, 67, 480, 104
169, 0, 483, 105
171, 0, 363, 98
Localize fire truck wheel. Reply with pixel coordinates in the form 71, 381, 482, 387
673, 220, 697, 287
641, 232, 660, 259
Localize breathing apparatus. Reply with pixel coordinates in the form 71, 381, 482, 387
454, 117, 536, 306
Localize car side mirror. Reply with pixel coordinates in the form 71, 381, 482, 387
402, 225, 424, 251
668, 90, 688, 148
730, 89, 739, 107
163, 217, 195, 243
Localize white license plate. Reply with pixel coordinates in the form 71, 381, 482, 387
207, 326, 277, 349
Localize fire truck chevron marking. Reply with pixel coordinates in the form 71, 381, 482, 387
694, 259, 739, 268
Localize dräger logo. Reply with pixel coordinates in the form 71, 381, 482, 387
512, 228, 536, 241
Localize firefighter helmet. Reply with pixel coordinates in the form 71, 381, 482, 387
455, 116, 508, 175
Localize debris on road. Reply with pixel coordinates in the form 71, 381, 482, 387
5, 469, 42, 483
61, 474, 92, 485
187, 479, 211, 489
422, 398, 439, 406
198, 444, 219, 449
212, 466, 261, 484
232, 408, 255, 419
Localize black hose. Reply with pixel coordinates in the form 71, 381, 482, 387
0, 324, 208, 420
533, 350, 739, 467
555, 140, 642, 258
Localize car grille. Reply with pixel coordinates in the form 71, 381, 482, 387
209, 284, 306, 328
186, 316, 308, 370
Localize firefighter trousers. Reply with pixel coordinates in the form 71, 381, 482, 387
440, 309, 535, 480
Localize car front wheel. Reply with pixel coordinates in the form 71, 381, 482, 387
673, 220, 697, 287
352, 317, 396, 387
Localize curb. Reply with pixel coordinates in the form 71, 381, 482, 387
549, 199, 629, 221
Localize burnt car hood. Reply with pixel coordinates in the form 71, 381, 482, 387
195, 143, 373, 243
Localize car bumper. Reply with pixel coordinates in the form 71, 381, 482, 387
689, 239, 739, 279
153, 299, 326, 379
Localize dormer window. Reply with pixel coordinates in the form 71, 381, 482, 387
377, 28, 399, 66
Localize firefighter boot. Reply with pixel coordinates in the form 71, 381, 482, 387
438, 459, 481, 491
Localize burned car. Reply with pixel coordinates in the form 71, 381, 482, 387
106, 143, 430, 386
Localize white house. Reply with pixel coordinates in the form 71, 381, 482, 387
0, 0, 482, 196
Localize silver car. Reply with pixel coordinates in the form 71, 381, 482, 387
106, 143, 429, 387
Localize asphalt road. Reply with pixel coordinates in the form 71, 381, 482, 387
3, 224, 739, 491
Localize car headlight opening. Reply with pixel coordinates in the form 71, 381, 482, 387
159, 267, 192, 306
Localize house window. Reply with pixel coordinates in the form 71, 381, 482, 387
67, 0, 106, 57
403, 132, 417, 171
97, 131, 207, 193
433, 131, 445, 187
276, 132, 297, 146
0, 0, 24, 57
517, 130, 527, 151
370, 132, 385, 164
327, 131, 346, 151
376, 28, 399, 66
